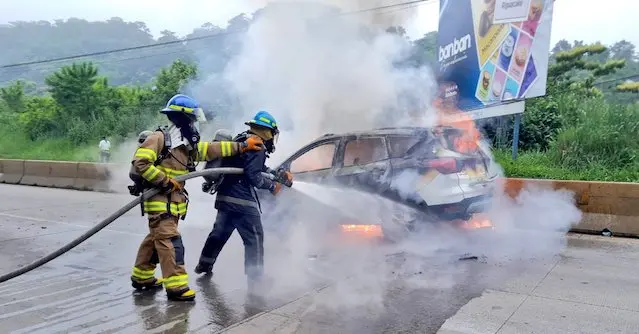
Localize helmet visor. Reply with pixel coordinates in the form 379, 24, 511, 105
193, 108, 207, 123
193, 108, 207, 132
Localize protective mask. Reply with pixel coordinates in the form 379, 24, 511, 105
181, 123, 201, 148
169, 113, 201, 149
265, 139, 275, 154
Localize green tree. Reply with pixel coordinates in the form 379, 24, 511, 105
17, 96, 59, 140
499, 43, 628, 152
45, 62, 101, 123
152, 59, 198, 104
408, 31, 438, 68
616, 81, 639, 93
0, 80, 29, 113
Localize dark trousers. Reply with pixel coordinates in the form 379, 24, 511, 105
99, 151, 110, 163
198, 210, 264, 278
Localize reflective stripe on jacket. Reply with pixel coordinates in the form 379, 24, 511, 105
131, 130, 241, 218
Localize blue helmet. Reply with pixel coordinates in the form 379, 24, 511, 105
161, 94, 205, 122
245, 110, 278, 132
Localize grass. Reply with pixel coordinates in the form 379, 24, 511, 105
494, 149, 639, 183
0, 125, 98, 162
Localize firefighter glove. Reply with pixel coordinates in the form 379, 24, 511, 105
277, 170, 293, 187
162, 178, 184, 194
240, 136, 264, 153
270, 182, 282, 196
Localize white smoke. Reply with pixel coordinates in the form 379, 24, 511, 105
185, 0, 583, 318
219, 0, 437, 164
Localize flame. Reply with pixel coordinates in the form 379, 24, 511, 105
433, 86, 482, 154
459, 214, 494, 230
340, 224, 384, 237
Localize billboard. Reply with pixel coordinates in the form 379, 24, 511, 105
437, 0, 554, 114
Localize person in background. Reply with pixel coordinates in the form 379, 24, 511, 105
99, 136, 111, 163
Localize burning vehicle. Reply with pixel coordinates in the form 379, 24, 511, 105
259, 124, 500, 242
255, 80, 499, 243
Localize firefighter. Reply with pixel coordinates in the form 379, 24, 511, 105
194, 110, 292, 293
129, 94, 265, 302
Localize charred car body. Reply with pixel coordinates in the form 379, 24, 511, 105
259, 126, 499, 239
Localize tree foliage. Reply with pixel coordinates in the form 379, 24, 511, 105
0, 14, 637, 173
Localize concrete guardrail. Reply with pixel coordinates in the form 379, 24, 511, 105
502, 178, 639, 237
0, 159, 116, 192
0, 159, 637, 236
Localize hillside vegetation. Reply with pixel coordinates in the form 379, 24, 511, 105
0, 10, 637, 181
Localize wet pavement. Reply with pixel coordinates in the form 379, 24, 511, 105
0, 183, 623, 333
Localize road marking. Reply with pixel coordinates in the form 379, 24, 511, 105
0, 212, 145, 237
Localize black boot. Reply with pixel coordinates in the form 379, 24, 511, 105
131, 277, 164, 291
166, 287, 196, 301
194, 263, 213, 275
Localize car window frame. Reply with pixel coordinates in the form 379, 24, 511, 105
280, 138, 341, 174
385, 134, 427, 159
337, 135, 390, 168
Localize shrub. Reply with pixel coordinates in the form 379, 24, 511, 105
549, 101, 639, 169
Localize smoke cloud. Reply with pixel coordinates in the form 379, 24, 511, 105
213, 0, 437, 165
183, 0, 583, 320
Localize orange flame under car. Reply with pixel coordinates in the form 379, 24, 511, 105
458, 214, 494, 230
340, 224, 384, 238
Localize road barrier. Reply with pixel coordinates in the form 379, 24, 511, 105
502, 178, 639, 237
0, 159, 638, 236
0, 159, 117, 192
0, 159, 24, 184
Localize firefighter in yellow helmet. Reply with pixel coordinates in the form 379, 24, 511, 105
129, 94, 264, 301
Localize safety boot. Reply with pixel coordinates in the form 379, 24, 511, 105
166, 287, 196, 302
194, 263, 213, 275
131, 277, 164, 291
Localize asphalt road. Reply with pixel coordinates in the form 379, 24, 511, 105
0, 183, 582, 333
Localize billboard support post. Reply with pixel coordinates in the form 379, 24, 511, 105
512, 113, 521, 160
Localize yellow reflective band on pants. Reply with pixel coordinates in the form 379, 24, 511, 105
135, 147, 158, 162
142, 165, 161, 181
157, 166, 188, 178
132, 266, 155, 280
144, 201, 188, 216
163, 274, 189, 289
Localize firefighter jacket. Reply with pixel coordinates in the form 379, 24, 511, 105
214, 133, 275, 216
132, 130, 242, 219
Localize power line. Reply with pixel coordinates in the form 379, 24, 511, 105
0, 0, 432, 70
548, 73, 639, 96
339, 0, 433, 15
592, 73, 639, 85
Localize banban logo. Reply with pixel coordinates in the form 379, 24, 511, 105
439, 34, 472, 63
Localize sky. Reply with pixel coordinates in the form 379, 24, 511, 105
1, 0, 638, 48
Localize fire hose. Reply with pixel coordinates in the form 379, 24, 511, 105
0, 167, 289, 284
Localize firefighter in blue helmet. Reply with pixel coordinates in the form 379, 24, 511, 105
128, 94, 264, 302
195, 110, 292, 292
